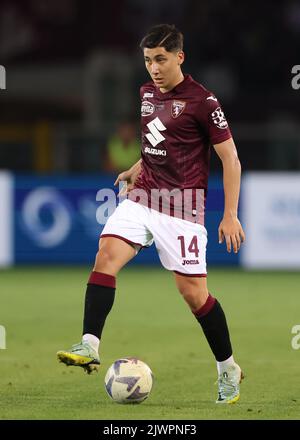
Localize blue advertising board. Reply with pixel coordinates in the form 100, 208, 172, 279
14, 174, 239, 266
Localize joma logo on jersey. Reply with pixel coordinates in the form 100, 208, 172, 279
172, 100, 186, 118
141, 101, 155, 116
143, 92, 154, 98
182, 259, 199, 265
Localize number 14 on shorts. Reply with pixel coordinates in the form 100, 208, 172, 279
177, 235, 199, 258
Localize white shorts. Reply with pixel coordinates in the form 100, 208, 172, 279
101, 199, 207, 277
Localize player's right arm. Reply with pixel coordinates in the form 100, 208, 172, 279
213, 138, 245, 253
114, 159, 142, 195
195, 91, 245, 253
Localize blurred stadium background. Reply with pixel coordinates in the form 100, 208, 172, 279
1, 0, 300, 420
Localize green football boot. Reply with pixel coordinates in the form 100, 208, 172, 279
216, 363, 244, 404
57, 342, 100, 374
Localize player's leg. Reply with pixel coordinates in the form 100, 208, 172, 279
93, 235, 138, 275
151, 212, 243, 403
173, 273, 243, 403
173, 272, 208, 312
174, 273, 233, 365
57, 199, 153, 373
57, 237, 137, 373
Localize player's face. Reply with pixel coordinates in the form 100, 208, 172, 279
143, 47, 184, 93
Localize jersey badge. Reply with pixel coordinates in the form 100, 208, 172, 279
211, 107, 228, 129
141, 101, 155, 116
171, 100, 186, 118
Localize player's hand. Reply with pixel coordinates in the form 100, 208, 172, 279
114, 160, 142, 196
218, 216, 245, 253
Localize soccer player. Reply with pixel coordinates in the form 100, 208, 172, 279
57, 24, 246, 404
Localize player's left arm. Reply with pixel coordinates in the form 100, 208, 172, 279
213, 137, 246, 253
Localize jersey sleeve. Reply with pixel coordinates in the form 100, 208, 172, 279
195, 94, 232, 145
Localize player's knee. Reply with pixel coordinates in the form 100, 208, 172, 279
180, 289, 208, 311
176, 277, 208, 309
179, 286, 207, 301
176, 276, 202, 295
94, 249, 115, 273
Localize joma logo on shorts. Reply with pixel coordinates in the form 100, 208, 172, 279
182, 259, 199, 265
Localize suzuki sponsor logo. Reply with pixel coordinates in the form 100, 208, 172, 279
144, 146, 166, 156
145, 117, 166, 147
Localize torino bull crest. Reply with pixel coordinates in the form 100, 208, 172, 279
171, 100, 186, 118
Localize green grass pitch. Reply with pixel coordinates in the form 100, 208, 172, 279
0, 266, 300, 420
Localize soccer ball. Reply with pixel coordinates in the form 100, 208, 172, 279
104, 357, 153, 404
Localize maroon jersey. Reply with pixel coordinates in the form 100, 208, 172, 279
131, 74, 232, 224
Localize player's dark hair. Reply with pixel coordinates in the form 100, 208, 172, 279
140, 24, 183, 52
